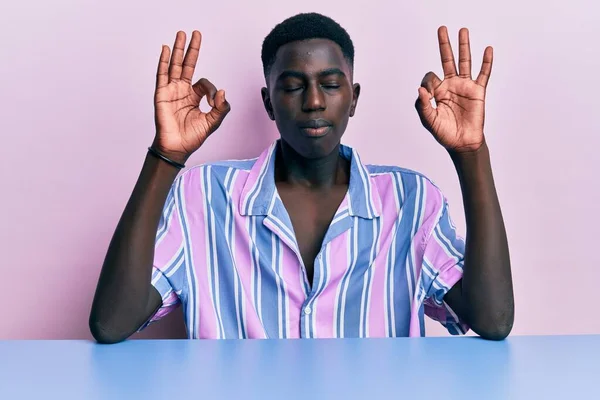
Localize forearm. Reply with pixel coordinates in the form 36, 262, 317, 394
449, 142, 514, 339
89, 153, 180, 343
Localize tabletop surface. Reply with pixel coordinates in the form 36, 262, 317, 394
1, 335, 598, 399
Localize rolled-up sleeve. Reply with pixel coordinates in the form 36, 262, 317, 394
420, 200, 469, 335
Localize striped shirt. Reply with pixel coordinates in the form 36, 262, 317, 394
139, 140, 468, 338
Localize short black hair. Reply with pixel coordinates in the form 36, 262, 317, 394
261, 12, 355, 78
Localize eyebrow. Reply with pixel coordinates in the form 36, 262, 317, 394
276, 68, 347, 81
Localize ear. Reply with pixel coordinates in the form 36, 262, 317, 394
349, 83, 361, 117
261, 87, 275, 121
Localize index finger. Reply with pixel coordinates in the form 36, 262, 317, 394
437, 26, 457, 79
181, 31, 202, 83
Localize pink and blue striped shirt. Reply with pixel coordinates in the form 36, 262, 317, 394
139, 140, 468, 338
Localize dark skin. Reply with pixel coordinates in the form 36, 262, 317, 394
89, 31, 232, 344
414, 27, 514, 340
89, 27, 513, 344
273, 144, 350, 284
262, 39, 359, 283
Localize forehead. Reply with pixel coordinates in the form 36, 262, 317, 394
269, 38, 351, 80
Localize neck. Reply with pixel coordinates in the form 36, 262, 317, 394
275, 140, 349, 189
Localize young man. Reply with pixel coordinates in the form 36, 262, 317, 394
89, 13, 514, 343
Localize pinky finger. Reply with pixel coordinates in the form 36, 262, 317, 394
156, 45, 170, 90
476, 46, 493, 87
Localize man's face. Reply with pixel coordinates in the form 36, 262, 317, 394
262, 39, 360, 159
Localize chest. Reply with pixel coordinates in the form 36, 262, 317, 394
277, 186, 347, 286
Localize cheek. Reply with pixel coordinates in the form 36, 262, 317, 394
329, 87, 353, 108
329, 96, 353, 118
273, 98, 299, 120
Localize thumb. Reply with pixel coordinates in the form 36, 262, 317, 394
205, 90, 231, 130
415, 87, 436, 129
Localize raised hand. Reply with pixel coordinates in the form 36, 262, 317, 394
152, 31, 231, 164
415, 26, 492, 153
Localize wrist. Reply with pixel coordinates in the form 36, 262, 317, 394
449, 140, 489, 166
149, 140, 191, 166
147, 146, 187, 170
450, 141, 496, 194
142, 151, 181, 184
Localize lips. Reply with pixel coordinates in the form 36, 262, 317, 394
298, 119, 332, 138
298, 119, 332, 129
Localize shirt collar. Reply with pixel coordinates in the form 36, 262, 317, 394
239, 139, 382, 219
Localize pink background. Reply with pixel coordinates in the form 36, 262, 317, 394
1, 0, 598, 340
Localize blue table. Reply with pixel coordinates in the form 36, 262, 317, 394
0, 335, 597, 399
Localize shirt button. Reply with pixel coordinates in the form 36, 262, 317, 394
316, 254, 322, 260
304, 307, 312, 315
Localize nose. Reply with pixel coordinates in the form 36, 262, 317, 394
302, 83, 326, 112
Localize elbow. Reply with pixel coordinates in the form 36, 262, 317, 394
88, 314, 129, 345
476, 322, 513, 341
471, 308, 514, 341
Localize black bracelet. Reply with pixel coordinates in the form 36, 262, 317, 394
147, 147, 186, 169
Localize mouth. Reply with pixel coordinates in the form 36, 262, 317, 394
298, 119, 332, 138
